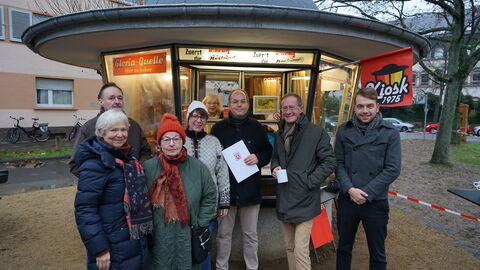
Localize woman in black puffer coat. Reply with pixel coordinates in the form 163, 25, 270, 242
74, 110, 152, 270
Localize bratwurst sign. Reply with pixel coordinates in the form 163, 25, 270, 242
360, 48, 413, 107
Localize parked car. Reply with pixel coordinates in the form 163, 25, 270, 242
474, 126, 480, 136
426, 123, 472, 134
383, 118, 414, 132
325, 115, 338, 129
426, 123, 439, 133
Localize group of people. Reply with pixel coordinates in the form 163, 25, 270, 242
71, 82, 401, 270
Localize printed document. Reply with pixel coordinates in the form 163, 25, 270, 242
222, 140, 259, 183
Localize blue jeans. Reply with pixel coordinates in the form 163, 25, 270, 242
201, 221, 215, 270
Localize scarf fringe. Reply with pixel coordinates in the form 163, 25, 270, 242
129, 221, 154, 240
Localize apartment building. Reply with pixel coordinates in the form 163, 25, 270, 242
412, 44, 480, 100
0, 0, 106, 140
404, 12, 480, 101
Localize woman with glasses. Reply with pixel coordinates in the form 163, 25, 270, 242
202, 93, 223, 119
185, 101, 230, 270
143, 113, 217, 269
74, 109, 152, 270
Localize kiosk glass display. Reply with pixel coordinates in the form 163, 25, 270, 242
103, 47, 174, 143
314, 55, 359, 136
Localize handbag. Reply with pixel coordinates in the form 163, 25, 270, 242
191, 225, 212, 264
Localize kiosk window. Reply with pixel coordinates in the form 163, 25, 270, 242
198, 71, 240, 119
315, 55, 359, 136
103, 47, 174, 141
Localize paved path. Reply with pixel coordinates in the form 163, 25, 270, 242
400, 131, 480, 142
0, 139, 75, 196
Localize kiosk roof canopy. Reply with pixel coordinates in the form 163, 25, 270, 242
23, 2, 430, 69
150, 0, 318, 10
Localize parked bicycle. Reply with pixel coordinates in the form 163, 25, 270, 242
7, 116, 51, 143
68, 114, 86, 141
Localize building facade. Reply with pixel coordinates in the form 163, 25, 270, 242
0, 0, 135, 140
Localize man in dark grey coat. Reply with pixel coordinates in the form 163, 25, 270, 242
334, 87, 401, 270
271, 93, 336, 270
69, 82, 151, 176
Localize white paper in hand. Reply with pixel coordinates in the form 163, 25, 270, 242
222, 140, 259, 183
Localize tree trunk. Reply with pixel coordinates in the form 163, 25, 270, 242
430, 79, 462, 164
450, 97, 461, 144
430, 19, 464, 164
433, 84, 444, 123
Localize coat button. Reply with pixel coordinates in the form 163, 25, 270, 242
352, 171, 356, 174
353, 147, 358, 151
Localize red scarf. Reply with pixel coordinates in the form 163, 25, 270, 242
148, 147, 189, 226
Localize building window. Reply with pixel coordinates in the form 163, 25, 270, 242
432, 47, 444, 58
0, 6, 5, 40
472, 70, 480, 85
118, 0, 138, 5
33, 13, 50, 24
8, 8, 32, 42
36, 78, 73, 107
412, 73, 417, 86
420, 73, 430, 86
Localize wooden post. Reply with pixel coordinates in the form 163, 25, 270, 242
459, 103, 469, 142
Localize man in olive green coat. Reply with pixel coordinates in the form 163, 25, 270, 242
271, 94, 336, 270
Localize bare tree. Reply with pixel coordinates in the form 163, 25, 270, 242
316, 0, 480, 165
32, 0, 146, 16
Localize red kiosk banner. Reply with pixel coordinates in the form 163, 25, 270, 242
311, 203, 334, 248
360, 48, 413, 107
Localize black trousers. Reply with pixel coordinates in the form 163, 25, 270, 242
336, 194, 389, 270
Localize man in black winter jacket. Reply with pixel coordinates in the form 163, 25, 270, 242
68, 82, 151, 176
211, 89, 272, 270
335, 87, 401, 270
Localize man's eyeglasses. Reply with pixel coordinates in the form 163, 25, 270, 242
231, 100, 248, 105
161, 137, 182, 144
281, 105, 299, 112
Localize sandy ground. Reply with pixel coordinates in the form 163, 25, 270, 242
0, 139, 479, 269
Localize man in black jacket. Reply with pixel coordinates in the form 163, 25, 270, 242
335, 87, 401, 270
69, 82, 151, 175
212, 89, 272, 270
271, 93, 336, 270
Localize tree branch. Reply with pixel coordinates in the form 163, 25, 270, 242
418, 60, 450, 84
418, 26, 451, 35
424, 0, 459, 18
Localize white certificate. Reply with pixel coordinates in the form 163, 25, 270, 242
222, 140, 259, 183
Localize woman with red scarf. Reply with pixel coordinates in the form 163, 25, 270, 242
143, 113, 217, 269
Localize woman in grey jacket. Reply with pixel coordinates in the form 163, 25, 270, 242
184, 101, 230, 270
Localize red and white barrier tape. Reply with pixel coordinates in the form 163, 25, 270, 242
411, 130, 480, 137
451, 129, 480, 137
388, 191, 480, 222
